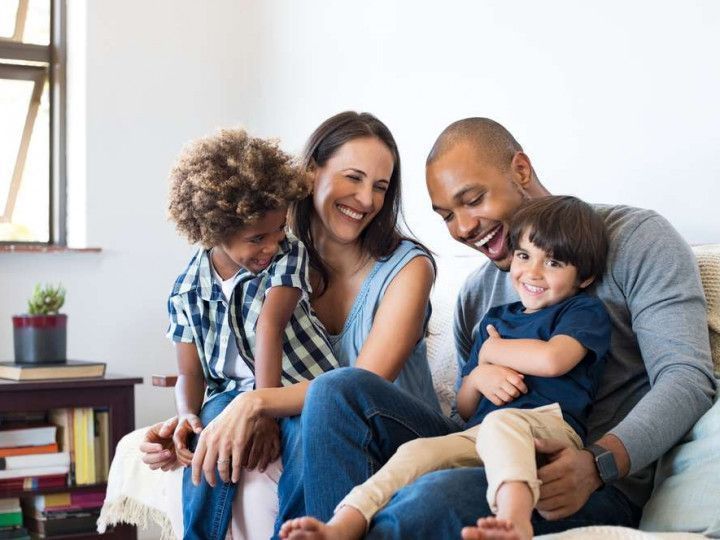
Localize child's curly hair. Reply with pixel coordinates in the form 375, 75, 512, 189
168, 128, 311, 248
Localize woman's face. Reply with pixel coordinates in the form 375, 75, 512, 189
312, 136, 394, 245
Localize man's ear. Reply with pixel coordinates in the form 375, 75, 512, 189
510, 151, 534, 189
578, 276, 595, 289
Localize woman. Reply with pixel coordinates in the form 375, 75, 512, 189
140, 111, 453, 538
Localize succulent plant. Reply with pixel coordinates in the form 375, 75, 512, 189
28, 283, 66, 315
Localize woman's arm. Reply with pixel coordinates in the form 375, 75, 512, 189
353, 256, 435, 380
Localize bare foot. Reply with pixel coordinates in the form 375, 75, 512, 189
460, 517, 532, 540
279, 517, 346, 540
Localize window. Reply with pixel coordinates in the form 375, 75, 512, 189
0, 0, 65, 245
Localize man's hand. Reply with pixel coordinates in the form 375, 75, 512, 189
471, 364, 527, 406
139, 417, 181, 472
241, 416, 280, 472
535, 438, 602, 520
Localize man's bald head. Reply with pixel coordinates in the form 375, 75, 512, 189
426, 118, 523, 171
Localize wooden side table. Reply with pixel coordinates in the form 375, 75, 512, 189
0, 373, 142, 539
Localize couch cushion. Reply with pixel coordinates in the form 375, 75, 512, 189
536, 525, 705, 539
693, 244, 720, 375
640, 391, 720, 537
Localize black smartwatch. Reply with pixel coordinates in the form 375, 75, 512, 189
584, 444, 619, 487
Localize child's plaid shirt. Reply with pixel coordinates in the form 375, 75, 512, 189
166, 235, 338, 399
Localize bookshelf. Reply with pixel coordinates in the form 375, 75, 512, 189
0, 374, 142, 539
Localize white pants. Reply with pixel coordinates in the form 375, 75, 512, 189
229, 458, 282, 540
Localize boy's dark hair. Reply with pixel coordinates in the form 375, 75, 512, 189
508, 196, 609, 283
168, 128, 310, 248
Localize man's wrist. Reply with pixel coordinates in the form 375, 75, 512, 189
583, 443, 620, 488
581, 448, 605, 491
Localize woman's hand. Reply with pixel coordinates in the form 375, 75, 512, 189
191, 391, 264, 486
242, 417, 280, 472
139, 417, 180, 471
471, 363, 527, 406
172, 413, 203, 467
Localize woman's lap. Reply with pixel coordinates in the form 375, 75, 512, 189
292, 367, 460, 521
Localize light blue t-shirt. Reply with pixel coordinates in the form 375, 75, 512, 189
328, 240, 441, 412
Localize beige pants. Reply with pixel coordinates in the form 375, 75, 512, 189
337, 403, 583, 524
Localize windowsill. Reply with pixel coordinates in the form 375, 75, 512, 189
0, 244, 102, 253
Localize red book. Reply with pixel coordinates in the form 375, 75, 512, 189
0, 473, 68, 491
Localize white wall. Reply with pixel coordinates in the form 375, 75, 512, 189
1, 0, 718, 428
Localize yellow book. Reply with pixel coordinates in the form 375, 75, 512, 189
85, 408, 95, 484
72, 408, 85, 485
33, 492, 71, 510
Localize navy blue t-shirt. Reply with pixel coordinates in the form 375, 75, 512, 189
462, 293, 611, 441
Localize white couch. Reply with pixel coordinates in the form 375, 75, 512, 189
98, 246, 720, 539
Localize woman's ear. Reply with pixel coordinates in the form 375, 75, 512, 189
578, 276, 595, 289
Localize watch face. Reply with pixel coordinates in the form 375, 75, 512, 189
596, 451, 619, 483
587, 444, 619, 484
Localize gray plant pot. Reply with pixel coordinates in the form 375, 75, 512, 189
12, 314, 67, 364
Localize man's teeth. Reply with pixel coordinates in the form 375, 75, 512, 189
338, 205, 364, 220
474, 226, 501, 249
523, 283, 546, 293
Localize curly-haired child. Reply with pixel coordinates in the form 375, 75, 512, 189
165, 128, 338, 539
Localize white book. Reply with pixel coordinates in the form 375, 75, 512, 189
0, 497, 21, 513
0, 452, 70, 470
0, 426, 57, 448
0, 465, 69, 480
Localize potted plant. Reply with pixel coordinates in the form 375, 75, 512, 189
13, 284, 67, 364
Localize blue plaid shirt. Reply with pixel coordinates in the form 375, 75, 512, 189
167, 235, 338, 399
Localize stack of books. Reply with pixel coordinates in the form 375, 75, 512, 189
22, 492, 104, 538
49, 408, 110, 486
0, 498, 28, 539
0, 425, 69, 492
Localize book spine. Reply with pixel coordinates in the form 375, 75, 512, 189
86, 409, 95, 484
72, 409, 85, 485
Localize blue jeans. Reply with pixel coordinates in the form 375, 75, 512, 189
182, 390, 240, 540
182, 392, 299, 540
291, 367, 642, 538
281, 367, 460, 522
369, 468, 641, 537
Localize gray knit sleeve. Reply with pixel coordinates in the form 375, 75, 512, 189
608, 214, 716, 473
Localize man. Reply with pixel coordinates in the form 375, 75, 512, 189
294, 118, 716, 538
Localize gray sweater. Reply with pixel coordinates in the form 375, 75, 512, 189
453, 205, 717, 508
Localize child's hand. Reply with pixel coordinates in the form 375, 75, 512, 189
172, 413, 203, 467
140, 417, 180, 471
478, 324, 502, 365
471, 364, 527, 406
